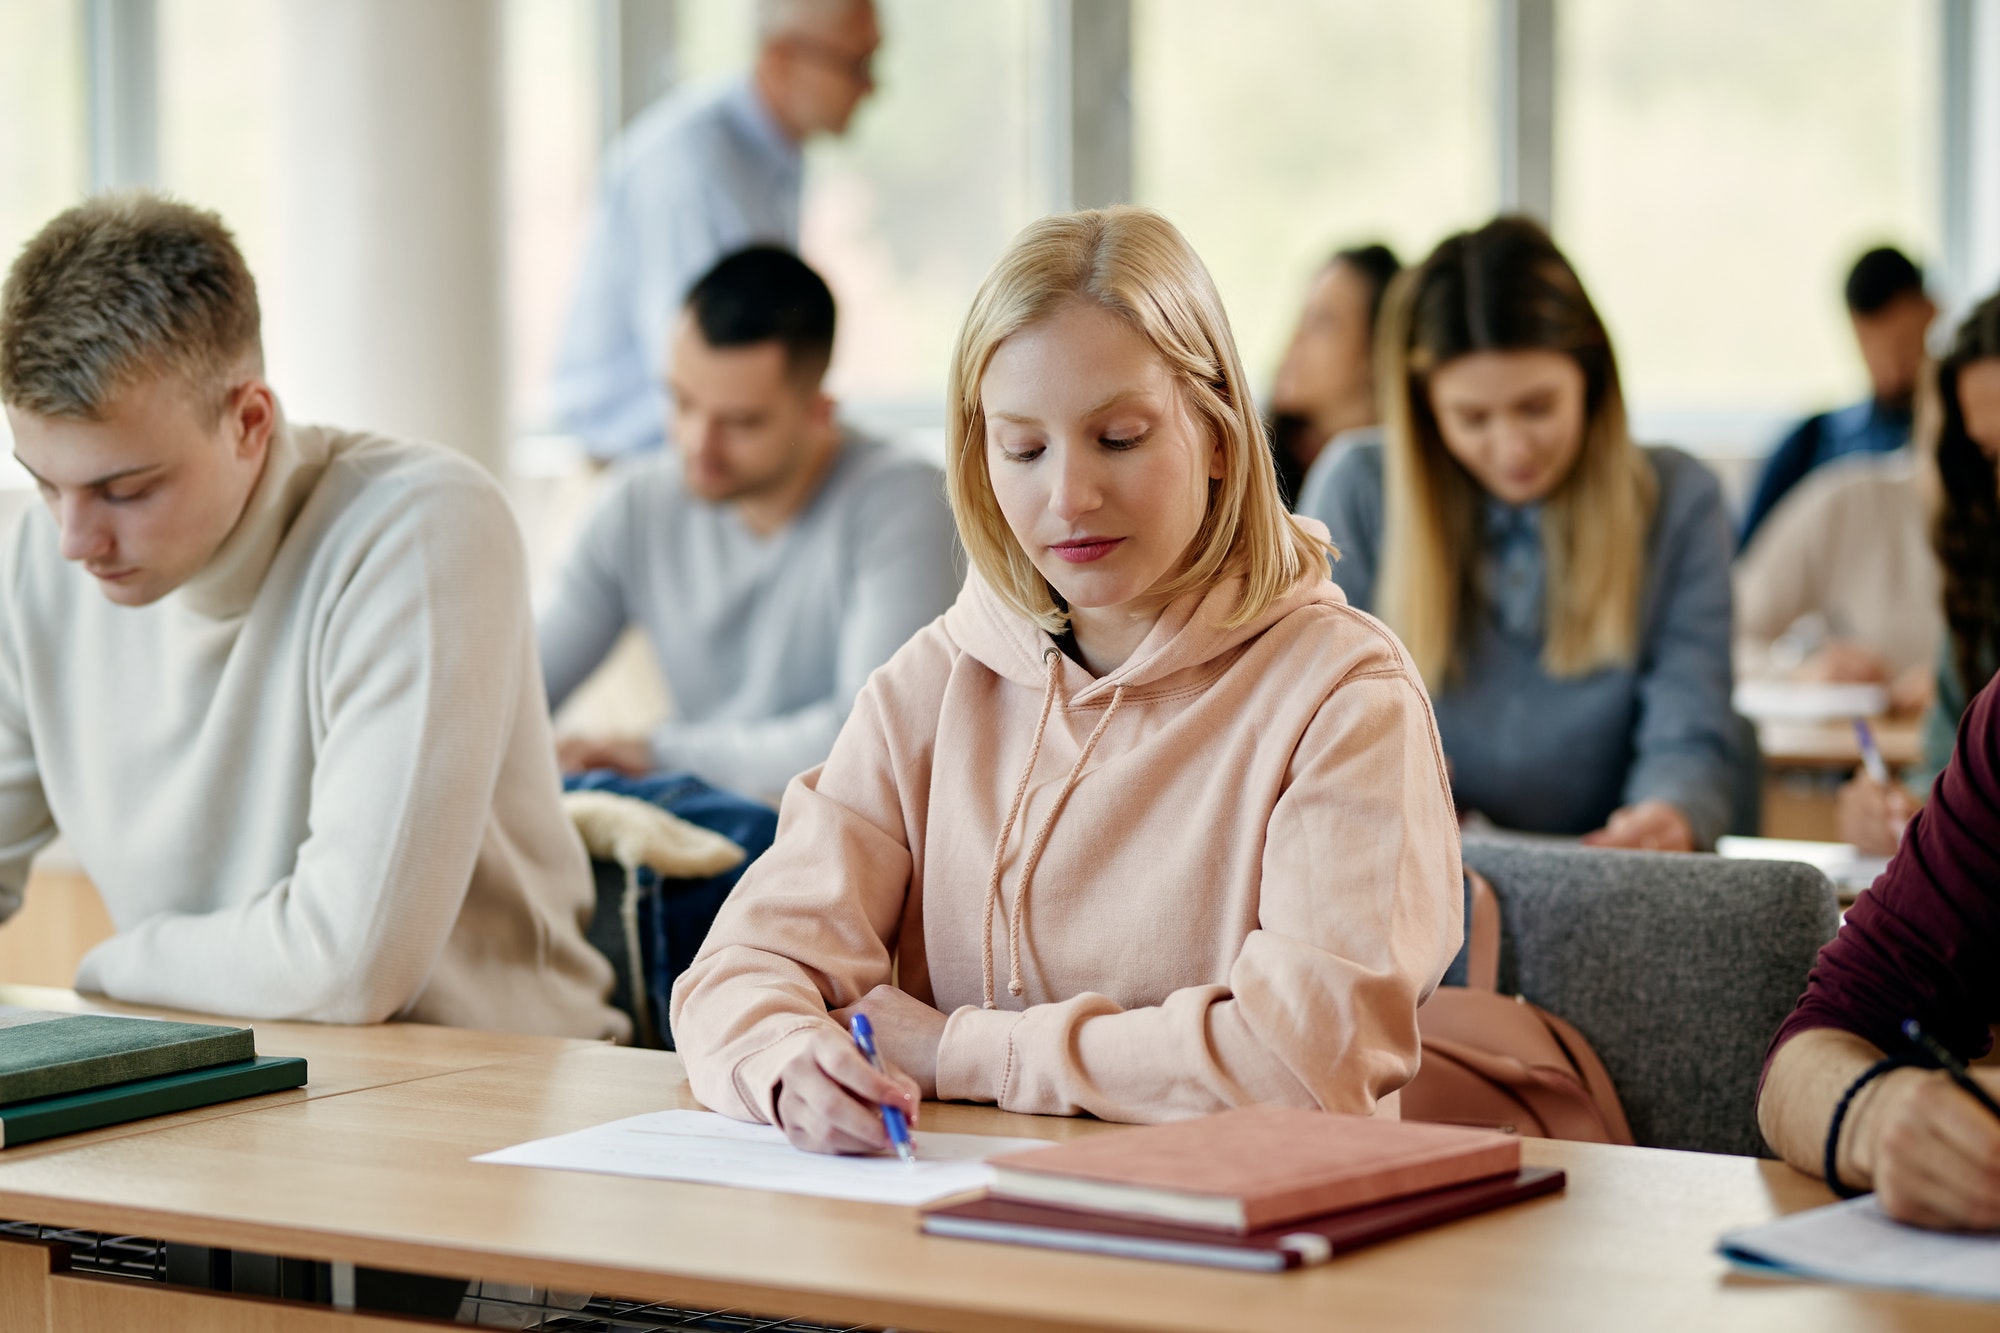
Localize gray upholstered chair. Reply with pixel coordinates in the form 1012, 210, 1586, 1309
1457, 839, 1840, 1157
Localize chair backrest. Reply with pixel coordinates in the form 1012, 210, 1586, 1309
1459, 839, 1839, 1157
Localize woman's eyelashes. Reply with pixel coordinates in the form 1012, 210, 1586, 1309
993, 426, 1149, 462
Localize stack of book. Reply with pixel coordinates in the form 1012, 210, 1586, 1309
923, 1105, 1564, 1272
0, 1006, 307, 1148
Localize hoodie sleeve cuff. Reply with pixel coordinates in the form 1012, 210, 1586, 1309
935, 1005, 1025, 1104
727, 1023, 826, 1126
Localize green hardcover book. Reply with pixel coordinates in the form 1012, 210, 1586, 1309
0, 1007, 257, 1105
0, 1056, 308, 1148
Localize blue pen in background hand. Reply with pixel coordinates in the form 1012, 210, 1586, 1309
1852, 718, 1893, 786
848, 1012, 917, 1166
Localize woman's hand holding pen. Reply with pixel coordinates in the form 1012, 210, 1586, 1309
1837, 773, 1919, 856
771, 1028, 921, 1157
833, 985, 946, 1100
1847, 1065, 2000, 1231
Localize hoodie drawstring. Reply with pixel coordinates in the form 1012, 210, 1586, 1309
980, 645, 1125, 1008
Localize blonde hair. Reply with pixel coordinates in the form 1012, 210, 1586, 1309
0, 192, 261, 424
1377, 216, 1656, 687
946, 207, 1328, 633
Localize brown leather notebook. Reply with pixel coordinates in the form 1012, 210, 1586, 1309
924, 1167, 1566, 1271
986, 1105, 1520, 1233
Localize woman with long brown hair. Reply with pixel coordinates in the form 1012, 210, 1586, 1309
1838, 292, 2000, 851
1757, 292, 2000, 1229
1301, 216, 1742, 850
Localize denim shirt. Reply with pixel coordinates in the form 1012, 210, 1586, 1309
1301, 440, 1746, 847
1484, 498, 1546, 645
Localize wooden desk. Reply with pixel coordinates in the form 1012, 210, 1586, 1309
0, 985, 598, 1163
1757, 716, 1921, 771
0, 1042, 1988, 1333
1759, 716, 1923, 841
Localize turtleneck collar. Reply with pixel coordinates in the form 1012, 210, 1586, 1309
175, 410, 331, 621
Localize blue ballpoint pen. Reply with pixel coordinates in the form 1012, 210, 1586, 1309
848, 1013, 917, 1166
1852, 718, 1893, 786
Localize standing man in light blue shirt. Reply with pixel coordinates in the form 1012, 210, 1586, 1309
551, 0, 881, 460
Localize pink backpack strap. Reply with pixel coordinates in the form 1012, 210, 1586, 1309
1465, 869, 1501, 992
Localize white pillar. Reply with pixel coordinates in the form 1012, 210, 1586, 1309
1496, 0, 1557, 224
268, 0, 507, 473
1967, 0, 2000, 303
85, 0, 157, 191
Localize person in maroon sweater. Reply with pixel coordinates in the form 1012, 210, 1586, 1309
1759, 678, 2000, 1230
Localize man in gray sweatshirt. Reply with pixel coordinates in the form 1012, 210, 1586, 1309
0, 194, 622, 1037
539, 247, 960, 801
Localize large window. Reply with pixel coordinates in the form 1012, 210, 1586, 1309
1556, 0, 1940, 429
1132, 0, 1495, 393
156, 0, 280, 296
0, 0, 87, 472
504, 0, 604, 438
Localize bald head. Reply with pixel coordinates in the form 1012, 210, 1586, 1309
757, 0, 874, 43
752, 0, 879, 142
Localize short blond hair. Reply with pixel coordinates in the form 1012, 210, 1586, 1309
0, 192, 262, 423
946, 207, 1328, 633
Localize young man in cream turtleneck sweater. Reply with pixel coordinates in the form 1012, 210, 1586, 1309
0, 194, 625, 1040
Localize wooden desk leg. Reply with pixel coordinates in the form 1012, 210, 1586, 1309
0, 1237, 58, 1333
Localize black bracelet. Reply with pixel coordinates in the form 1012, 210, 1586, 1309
1824, 1053, 1925, 1198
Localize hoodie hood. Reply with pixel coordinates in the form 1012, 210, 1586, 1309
671, 514, 1463, 1125
942, 517, 1348, 1008
943, 516, 1347, 703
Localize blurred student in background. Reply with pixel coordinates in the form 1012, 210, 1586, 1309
1303, 217, 1743, 852
1732, 375, 1939, 713
539, 247, 959, 802
1266, 243, 1399, 508
672, 208, 1460, 1152
1839, 292, 2000, 854
549, 0, 880, 461
1737, 246, 1935, 549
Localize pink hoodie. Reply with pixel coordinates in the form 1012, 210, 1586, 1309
670, 551, 1463, 1125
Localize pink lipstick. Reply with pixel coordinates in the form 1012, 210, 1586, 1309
1049, 537, 1124, 564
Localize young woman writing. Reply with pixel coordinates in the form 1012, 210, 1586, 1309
1301, 216, 1743, 850
670, 207, 1462, 1154
1838, 293, 2000, 854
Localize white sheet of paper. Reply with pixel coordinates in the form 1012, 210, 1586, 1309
1715, 836, 1891, 893
1720, 1196, 2000, 1302
473, 1108, 1050, 1207
1732, 680, 1889, 724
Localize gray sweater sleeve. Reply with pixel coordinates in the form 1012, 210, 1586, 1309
1297, 442, 1383, 613
1620, 452, 1741, 847
646, 463, 963, 799
537, 473, 638, 711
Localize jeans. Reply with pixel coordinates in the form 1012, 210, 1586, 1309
564, 770, 778, 1048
